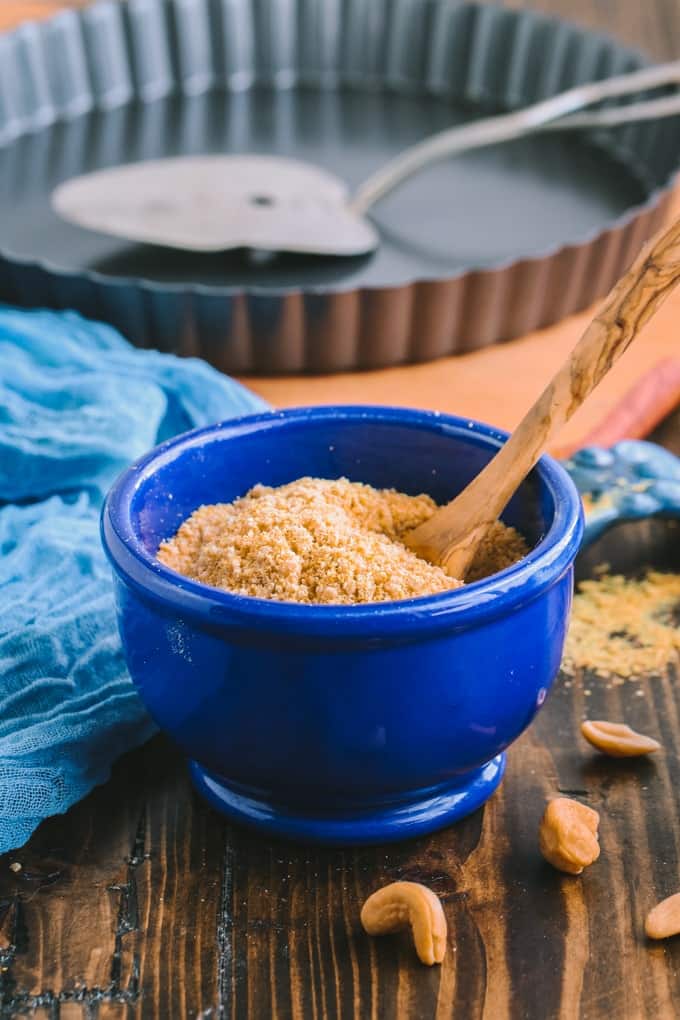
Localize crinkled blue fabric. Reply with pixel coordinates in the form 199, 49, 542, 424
0, 306, 267, 852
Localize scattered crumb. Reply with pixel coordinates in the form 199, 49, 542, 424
158, 476, 528, 605
9, 862, 21, 873
563, 570, 680, 680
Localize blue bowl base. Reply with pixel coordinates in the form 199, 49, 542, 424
189, 754, 507, 846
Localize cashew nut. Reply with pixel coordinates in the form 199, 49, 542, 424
539, 797, 600, 875
360, 881, 447, 965
581, 719, 661, 757
646, 893, 680, 939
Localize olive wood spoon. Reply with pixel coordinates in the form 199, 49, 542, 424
404, 215, 680, 580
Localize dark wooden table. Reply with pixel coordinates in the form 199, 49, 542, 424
1, 2, 680, 1018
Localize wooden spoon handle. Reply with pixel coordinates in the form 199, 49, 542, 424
405, 215, 680, 579
551, 357, 680, 458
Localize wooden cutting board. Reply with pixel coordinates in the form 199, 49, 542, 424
0, 2, 88, 29
3, 0, 680, 455
0, 3, 78, 28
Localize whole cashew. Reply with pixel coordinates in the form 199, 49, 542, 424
360, 881, 447, 965
646, 892, 680, 939
539, 797, 600, 875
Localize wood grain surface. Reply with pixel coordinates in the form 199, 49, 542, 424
0, 2, 679, 1019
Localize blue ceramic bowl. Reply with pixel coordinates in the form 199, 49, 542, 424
102, 406, 583, 846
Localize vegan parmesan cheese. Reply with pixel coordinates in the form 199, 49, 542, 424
563, 569, 680, 680
157, 476, 528, 605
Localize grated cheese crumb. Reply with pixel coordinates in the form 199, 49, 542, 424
563, 570, 680, 680
157, 477, 527, 605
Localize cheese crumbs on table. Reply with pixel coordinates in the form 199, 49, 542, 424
563, 570, 680, 680
157, 477, 528, 605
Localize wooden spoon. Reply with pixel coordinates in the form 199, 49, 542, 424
404, 215, 680, 580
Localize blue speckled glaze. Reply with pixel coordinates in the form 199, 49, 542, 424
101, 407, 583, 846
564, 440, 680, 545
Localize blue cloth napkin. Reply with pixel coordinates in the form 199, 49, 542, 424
0, 306, 267, 853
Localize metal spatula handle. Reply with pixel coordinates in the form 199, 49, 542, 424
351, 60, 680, 216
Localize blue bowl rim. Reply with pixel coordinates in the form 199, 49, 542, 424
101, 405, 584, 640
